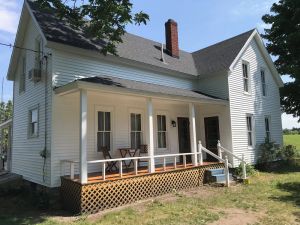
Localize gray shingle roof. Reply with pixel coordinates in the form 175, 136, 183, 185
192, 29, 255, 75
76, 76, 225, 101
27, 0, 254, 76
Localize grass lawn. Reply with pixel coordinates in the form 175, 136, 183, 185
284, 134, 300, 151
1, 161, 300, 225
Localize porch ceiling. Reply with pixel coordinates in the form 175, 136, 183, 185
54, 76, 228, 105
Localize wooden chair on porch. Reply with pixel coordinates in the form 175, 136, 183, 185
99, 146, 118, 173
138, 144, 148, 168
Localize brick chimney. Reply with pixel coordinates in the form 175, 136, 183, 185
165, 19, 179, 58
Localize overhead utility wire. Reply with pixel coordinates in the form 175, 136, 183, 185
0, 42, 42, 53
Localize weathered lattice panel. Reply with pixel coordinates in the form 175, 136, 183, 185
61, 163, 224, 214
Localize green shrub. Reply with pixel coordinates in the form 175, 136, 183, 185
258, 138, 281, 164
280, 145, 297, 160
234, 163, 258, 177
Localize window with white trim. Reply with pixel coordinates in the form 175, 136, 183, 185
35, 38, 42, 70
19, 56, 26, 93
130, 113, 142, 149
242, 62, 250, 93
29, 108, 38, 137
261, 69, 267, 96
97, 111, 111, 151
246, 115, 253, 147
265, 116, 271, 142
157, 115, 167, 149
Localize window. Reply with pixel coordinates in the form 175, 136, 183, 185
265, 116, 271, 142
97, 111, 111, 151
246, 115, 253, 147
130, 113, 142, 149
29, 108, 38, 137
35, 38, 42, 70
261, 69, 267, 96
19, 56, 26, 93
242, 62, 249, 93
157, 115, 167, 149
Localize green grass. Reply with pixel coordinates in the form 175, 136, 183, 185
284, 134, 300, 150
1, 161, 300, 225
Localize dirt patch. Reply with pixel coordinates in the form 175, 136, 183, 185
209, 208, 263, 225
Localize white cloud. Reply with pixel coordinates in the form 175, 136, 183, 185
0, 0, 21, 34
282, 113, 300, 129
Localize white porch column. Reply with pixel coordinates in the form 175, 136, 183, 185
189, 103, 198, 166
79, 89, 88, 184
146, 98, 155, 173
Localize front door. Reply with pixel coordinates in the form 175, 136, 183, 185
177, 117, 191, 163
204, 116, 220, 162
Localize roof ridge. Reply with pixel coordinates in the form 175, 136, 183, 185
192, 29, 255, 54
123, 32, 191, 54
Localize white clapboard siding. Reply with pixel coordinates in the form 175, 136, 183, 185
11, 18, 52, 186
198, 74, 229, 99
228, 39, 283, 165
52, 50, 195, 90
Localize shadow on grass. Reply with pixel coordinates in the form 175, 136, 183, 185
0, 187, 73, 225
256, 159, 300, 174
274, 182, 300, 207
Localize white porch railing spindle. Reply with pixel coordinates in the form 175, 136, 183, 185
183, 155, 186, 168
134, 159, 138, 175
70, 162, 75, 180
174, 156, 177, 169
217, 140, 222, 162
102, 162, 106, 180
163, 157, 166, 171
198, 141, 203, 165
224, 156, 230, 187
242, 154, 247, 179
119, 161, 123, 178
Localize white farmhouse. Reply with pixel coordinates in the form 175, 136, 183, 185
6, 1, 283, 212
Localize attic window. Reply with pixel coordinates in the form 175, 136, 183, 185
35, 38, 42, 70
19, 56, 26, 94
242, 62, 250, 93
261, 69, 267, 96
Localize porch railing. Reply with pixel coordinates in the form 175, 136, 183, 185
217, 140, 247, 180
197, 141, 230, 187
61, 140, 247, 187
61, 152, 201, 181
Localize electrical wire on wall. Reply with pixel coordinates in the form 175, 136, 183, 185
1, 40, 51, 183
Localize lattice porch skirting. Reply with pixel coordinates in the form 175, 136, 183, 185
60, 163, 224, 214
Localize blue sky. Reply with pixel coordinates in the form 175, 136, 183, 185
0, 0, 299, 128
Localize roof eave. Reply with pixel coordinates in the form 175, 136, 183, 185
54, 80, 228, 105
229, 29, 284, 88
7, 0, 47, 81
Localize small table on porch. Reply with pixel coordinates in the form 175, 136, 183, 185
119, 148, 138, 169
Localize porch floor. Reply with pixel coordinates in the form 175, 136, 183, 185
66, 161, 219, 184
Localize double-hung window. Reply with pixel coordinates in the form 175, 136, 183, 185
29, 107, 38, 137
246, 115, 253, 147
265, 116, 271, 142
97, 111, 111, 151
157, 115, 167, 149
242, 62, 250, 93
19, 56, 26, 93
261, 69, 267, 96
35, 38, 42, 70
130, 113, 142, 149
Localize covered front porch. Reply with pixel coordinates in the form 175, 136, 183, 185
53, 76, 235, 213
54, 76, 231, 186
